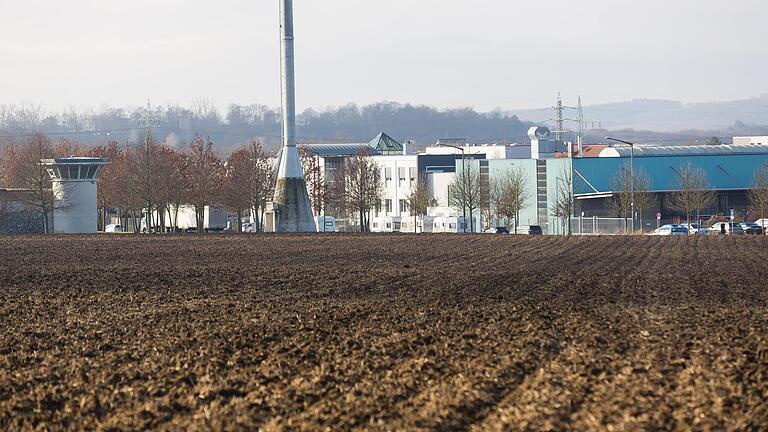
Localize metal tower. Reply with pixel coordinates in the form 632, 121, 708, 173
554, 92, 565, 142
577, 95, 584, 158
273, 0, 316, 232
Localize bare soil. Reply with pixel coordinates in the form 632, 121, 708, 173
1, 234, 767, 431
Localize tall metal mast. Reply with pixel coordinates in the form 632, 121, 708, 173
555, 92, 565, 142
577, 95, 584, 158
273, 0, 316, 232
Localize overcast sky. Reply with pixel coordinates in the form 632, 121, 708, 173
1, 0, 765, 113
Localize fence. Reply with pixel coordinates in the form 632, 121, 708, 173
568, 217, 644, 235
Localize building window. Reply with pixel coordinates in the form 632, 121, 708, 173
398, 167, 406, 186
399, 199, 408, 213
385, 167, 393, 185
409, 167, 417, 183
385, 199, 393, 213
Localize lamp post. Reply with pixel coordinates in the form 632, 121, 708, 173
439, 143, 467, 233
606, 137, 636, 233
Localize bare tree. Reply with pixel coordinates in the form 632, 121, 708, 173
123, 130, 164, 232
0, 143, 19, 188
610, 164, 654, 232
324, 168, 348, 223
86, 141, 122, 230
449, 160, 481, 232
748, 163, 768, 230
187, 134, 223, 233
223, 148, 254, 232
551, 167, 575, 235
11, 135, 57, 233
343, 152, 382, 232
669, 161, 715, 226
496, 166, 530, 233
299, 145, 325, 217
247, 140, 276, 232
406, 175, 435, 233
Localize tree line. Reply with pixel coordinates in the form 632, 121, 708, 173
0, 132, 277, 233
0, 102, 532, 153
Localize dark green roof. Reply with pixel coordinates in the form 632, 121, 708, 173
368, 132, 403, 154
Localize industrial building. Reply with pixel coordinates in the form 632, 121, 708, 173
304, 127, 768, 234
446, 136, 768, 233
0, 189, 43, 234
574, 145, 768, 226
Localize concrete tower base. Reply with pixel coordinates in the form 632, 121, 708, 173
273, 177, 317, 232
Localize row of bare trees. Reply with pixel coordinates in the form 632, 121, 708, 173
300, 150, 384, 232
109, 134, 276, 234
610, 161, 717, 229
0, 132, 276, 234
449, 162, 532, 233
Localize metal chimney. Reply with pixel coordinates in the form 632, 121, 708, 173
273, 0, 316, 232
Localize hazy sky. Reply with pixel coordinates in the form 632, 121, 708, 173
1, 0, 766, 113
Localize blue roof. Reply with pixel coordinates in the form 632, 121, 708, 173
601, 144, 768, 158
301, 143, 378, 157
574, 154, 768, 195
300, 132, 402, 157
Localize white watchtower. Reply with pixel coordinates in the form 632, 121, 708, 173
41, 157, 109, 234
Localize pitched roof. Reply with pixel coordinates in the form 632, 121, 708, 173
369, 132, 403, 153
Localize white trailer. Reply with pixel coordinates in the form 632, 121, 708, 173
431, 216, 475, 233
142, 205, 228, 232
315, 216, 337, 233
400, 215, 434, 233
371, 216, 402, 233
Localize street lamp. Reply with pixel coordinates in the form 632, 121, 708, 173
438, 143, 467, 233
606, 137, 636, 233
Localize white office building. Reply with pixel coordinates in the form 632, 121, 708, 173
370, 154, 419, 232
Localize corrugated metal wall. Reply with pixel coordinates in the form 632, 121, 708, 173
573, 155, 768, 195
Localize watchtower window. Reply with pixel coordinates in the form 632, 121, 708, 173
86, 165, 98, 179
68, 165, 79, 179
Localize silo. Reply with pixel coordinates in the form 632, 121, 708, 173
41, 157, 109, 234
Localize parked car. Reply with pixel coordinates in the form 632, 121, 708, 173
709, 222, 744, 235
753, 219, 768, 231
650, 224, 688, 236
484, 227, 510, 234
104, 224, 124, 233
516, 225, 543, 235
681, 223, 708, 235
740, 222, 764, 235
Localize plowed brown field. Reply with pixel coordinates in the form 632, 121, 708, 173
1, 235, 767, 431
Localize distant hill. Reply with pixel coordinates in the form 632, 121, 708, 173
2, 97, 767, 151
511, 95, 768, 132
0, 102, 533, 153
